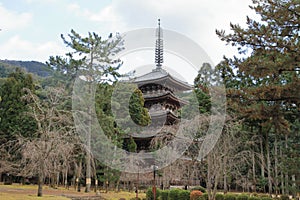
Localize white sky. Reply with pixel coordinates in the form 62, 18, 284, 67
0, 0, 257, 82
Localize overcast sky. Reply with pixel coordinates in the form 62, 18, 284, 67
0, 0, 257, 79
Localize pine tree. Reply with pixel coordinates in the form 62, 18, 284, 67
216, 0, 300, 195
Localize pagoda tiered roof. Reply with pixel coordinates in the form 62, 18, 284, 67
143, 90, 189, 106
132, 67, 192, 92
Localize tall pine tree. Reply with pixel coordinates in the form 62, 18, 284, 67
216, 0, 299, 195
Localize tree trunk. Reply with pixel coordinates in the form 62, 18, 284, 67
266, 132, 272, 195
224, 172, 227, 194
57, 172, 60, 187
37, 173, 43, 197
285, 134, 289, 195
260, 135, 266, 193
252, 150, 256, 192
65, 168, 68, 188
85, 83, 92, 193
223, 157, 228, 194
291, 175, 296, 198
77, 160, 82, 192
280, 146, 284, 194
260, 137, 265, 177
207, 154, 212, 200
274, 134, 279, 196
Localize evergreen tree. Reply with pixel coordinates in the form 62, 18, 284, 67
0, 68, 36, 142
193, 63, 213, 114
216, 0, 299, 195
129, 88, 151, 127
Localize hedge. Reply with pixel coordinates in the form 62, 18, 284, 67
261, 197, 273, 200
224, 194, 237, 200
160, 190, 169, 200
146, 187, 160, 200
216, 193, 225, 200
280, 195, 289, 200
168, 189, 181, 200
201, 193, 209, 200
237, 194, 249, 200
178, 190, 190, 200
249, 196, 261, 200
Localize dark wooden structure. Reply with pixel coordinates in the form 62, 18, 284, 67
126, 19, 192, 152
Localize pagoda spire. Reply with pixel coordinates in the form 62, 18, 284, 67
155, 19, 163, 68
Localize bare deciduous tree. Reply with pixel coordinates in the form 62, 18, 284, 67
17, 87, 77, 196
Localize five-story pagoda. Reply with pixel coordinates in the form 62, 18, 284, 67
126, 19, 192, 152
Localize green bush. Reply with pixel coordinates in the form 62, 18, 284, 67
178, 190, 190, 200
224, 194, 237, 200
160, 190, 169, 200
258, 195, 269, 198
201, 193, 209, 200
249, 196, 260, 200
216, 193, 225, 200
146, 187, 160, 200
191, 186, 207, 193
280, 195, 289, 200
261, 197, 272, 200
237, 194, 249, 200
168, 189, 180, 200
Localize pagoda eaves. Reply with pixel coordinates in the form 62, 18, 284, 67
132, 67, 192, 92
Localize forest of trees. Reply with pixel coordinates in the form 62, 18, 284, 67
0, 0, 299, 199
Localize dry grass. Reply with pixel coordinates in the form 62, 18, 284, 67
0, 184, 71, 200
100, 191, 146, 200
0, 184, 146, 200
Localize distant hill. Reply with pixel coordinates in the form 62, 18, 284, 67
0, 60, 53, 77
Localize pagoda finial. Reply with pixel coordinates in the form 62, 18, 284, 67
155, 19, 163, 68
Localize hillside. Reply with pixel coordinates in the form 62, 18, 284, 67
0, 60, 53, 77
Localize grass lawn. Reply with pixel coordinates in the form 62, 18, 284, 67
0, 184, 71, 200
0, 184, 146, 200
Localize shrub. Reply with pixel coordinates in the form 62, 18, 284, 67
237, 194, 249, 200
178, 190, 190, 200
201, 193, 209, 200
216, 193, 225, 200
224, 194, 237, 200
160, 190, 169, 200
130, 198, 141, 200
261, 197, 272, 200
258, 194, 269, 198
280, 195, 289, 200
146, 187, 160, 200
249, 196, 260, 200
168, 189, 180, 200
191, 186, 207, 193
190, 190, 203, 200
